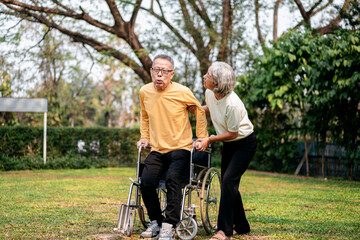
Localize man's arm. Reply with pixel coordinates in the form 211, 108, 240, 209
183, 89, 209, 139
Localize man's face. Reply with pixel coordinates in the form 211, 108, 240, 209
151, 58, 175, 91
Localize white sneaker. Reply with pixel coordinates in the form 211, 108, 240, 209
140, 220, 160, 239
158, 222, 175, 240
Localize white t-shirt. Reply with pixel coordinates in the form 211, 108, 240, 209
205, 89, 253, 142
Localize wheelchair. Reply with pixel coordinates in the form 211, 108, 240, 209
114, 143, 221, 239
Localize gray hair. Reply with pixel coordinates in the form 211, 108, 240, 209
208, 61, 236, 97
152, 54, 175, 69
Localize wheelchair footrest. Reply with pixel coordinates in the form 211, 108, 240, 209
114, 204, 131, 235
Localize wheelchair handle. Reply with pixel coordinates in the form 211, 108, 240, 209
139, 143, 151, 150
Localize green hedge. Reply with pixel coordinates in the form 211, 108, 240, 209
0, 126, 222, 171
0, 126, 140, 171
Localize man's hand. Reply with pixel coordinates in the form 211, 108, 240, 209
137, 139, 149, 149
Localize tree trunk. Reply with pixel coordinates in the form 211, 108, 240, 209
273, 0, 283, 42
304, 136, 310, 176
254, 0, 265, 53
349, 163, 353, 181
322, 146, 325, 178
217, 0, 232, 62
295, 139, 314, 175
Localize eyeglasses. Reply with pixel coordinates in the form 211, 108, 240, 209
151, 68, 174, 76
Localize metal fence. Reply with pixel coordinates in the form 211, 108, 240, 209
296, 142, 359, 180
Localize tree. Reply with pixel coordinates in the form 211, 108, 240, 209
1, 0, 352, 89
242, 28, 360, 178
254, 0, 356, 53
305, 30, 360, 180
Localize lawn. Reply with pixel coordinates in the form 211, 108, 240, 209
0, 168, 359, 240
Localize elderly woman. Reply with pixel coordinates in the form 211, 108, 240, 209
194, 62, 257, 240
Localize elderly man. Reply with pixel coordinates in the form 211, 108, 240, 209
137, 54, 208, 240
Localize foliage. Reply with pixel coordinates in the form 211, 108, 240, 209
236, 29, 360, 177
0, 169, 359, 239
0, 58, 17, 126
0, 126, 140, 170
338, 0, 360, 30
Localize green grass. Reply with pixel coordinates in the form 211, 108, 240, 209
0, 168, 359, 240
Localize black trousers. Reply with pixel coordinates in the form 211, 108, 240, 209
140, 149, 190, 227
217, 132, 257, 236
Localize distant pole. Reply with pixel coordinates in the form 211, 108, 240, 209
43, 112, 47, 164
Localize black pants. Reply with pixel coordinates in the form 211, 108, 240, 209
218, 132, 257, 236
140, 149, 190, 227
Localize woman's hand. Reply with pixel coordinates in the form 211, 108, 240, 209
187, 105, 209, 115
194, 138, 210, 151
187, 105, 197, 114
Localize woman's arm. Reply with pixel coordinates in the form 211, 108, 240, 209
202, 105, 209, 115
195, 131, 238, 151
188, 105, 209, 115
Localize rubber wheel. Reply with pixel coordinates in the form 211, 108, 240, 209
176, 217, 198, 240
200, 167, 221, 234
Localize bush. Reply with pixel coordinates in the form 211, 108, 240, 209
0, 126, 140, 170
0, 126, 218, 171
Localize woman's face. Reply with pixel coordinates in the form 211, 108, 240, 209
203, 71, 217, 90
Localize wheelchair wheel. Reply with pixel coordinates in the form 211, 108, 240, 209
176, 217, 198, 240
200, 167, 221, 234
138, 204, 149, 229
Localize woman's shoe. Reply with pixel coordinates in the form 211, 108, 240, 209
233, 229, 250, 235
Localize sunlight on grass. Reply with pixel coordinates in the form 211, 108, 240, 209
0, 168, 359, 240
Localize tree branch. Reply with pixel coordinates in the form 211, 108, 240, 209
104, 0, 125, 31
50, 0, 74, 13
130, 0, 142, 30
310, 0, 334, 17
291, 0, 342, 33
293, 0, 311, 26
140, 5, 197, 54
217, 0, 232, 61
26, 9, 149, 82
188, 0, 213, 29
178, 0, 205, 51
307, 0, 325, 15
19, 26, 52, 63
1, 0, 116, 34
316, 0, 354, 34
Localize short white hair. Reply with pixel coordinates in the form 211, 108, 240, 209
152, 54, 175, 69
208, 62, 236, 97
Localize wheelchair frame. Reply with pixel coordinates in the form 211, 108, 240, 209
114, 144, 221, 240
